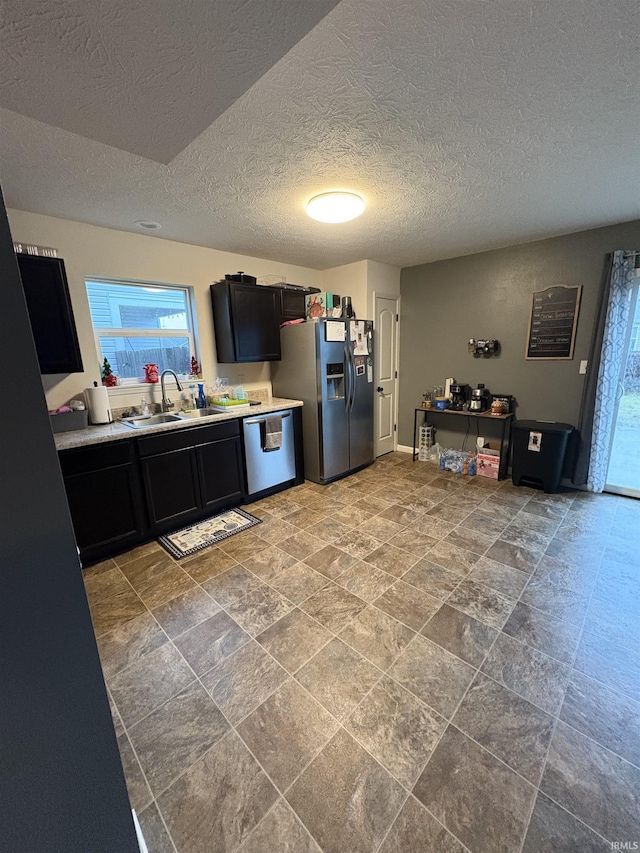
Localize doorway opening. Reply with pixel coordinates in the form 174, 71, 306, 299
605, 278, 640, 498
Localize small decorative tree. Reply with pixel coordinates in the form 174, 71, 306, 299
101, 357, 118, 387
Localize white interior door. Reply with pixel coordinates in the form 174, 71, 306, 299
374, 294, 399, 456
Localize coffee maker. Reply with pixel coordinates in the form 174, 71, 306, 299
469, 383, 489, 412
450, 384, 466, 411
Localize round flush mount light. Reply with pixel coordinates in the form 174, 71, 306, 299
306, 192, 365, 224
135, 220, 162, 230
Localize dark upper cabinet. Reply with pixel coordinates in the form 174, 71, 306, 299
16, 254, 83, 374
278, 289, 306, 321
211, 281, 281, 362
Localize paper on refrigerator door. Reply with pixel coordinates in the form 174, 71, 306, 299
325, 321, 346, 342
352, 321, 368, 354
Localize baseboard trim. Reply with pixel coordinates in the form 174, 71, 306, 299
132, 810, 148, 853
396, 444, 413, 454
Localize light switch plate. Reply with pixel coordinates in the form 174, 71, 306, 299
579, 360, 588, 374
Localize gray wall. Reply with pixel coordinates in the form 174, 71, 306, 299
399, 219, 640, 450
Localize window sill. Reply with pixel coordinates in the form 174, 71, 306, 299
104, 377, 196, 397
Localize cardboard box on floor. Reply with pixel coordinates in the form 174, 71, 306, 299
477, 441, 501, 479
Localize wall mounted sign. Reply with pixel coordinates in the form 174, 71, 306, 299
525, 285, 582, 360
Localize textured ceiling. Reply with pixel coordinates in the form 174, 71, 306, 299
0, 0, 340, 163
0, 0, 638, 269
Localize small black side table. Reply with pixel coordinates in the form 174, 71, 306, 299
412, 407, 514, 480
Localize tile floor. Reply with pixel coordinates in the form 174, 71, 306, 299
85, 452, 640, 853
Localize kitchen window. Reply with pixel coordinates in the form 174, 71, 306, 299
86, 278, 198, 384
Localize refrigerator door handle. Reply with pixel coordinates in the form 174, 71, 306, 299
348, 343, 357, 411
344, 344, 351, 412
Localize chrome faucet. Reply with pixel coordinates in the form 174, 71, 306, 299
160, 369, 183, 412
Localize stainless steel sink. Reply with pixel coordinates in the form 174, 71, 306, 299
120, 413, 183, 429
177, 408, 220, 418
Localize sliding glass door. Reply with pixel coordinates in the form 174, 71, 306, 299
605, 278, 640, 498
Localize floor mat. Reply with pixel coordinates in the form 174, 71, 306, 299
158, 508, 261, 559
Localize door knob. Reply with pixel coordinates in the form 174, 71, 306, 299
377, 386, 384, 393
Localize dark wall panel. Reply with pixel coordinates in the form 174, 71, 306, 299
0, 188, 138, 851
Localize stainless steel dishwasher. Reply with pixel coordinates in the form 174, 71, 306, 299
242, 409, 297, 495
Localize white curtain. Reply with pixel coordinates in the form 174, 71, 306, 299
587, 250, 635, 492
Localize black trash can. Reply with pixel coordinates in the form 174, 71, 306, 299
512, 420, 574, 494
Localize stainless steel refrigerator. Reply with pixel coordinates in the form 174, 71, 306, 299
271, 319, 374, 484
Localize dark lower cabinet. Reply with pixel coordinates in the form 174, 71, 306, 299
198, 435, 244, 511
60, 420, 249, 563
138, 420, 244, 535
141, 447, 201, 530
140, 435, 243, 531
59, 413, 304, 565
59, 440, 146, 563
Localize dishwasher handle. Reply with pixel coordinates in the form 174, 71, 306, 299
244, 412, 291, 426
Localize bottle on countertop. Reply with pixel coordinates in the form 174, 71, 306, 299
197, 382, 207, 409
188, 384, 197, 409
140, 397, 149, 416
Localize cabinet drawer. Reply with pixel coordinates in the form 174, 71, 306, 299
137, 420, 239, 457
59, 440, 134, 476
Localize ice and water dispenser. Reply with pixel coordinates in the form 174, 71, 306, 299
326, 362, 345, 400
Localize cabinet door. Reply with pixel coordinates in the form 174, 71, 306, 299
230, 284, 281, 361
17, 254, 83, 374
64, 464, 145, 559
279, 290, 306, 321
197, 436, 244, 511
141, 447, 201, 529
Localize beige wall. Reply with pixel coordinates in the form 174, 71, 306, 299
8, 210, 322, 409
320, 259, 401, 320
320, 260, 368, 318
366, 260, 401, 302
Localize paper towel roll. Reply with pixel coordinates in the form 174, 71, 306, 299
85, 385, 113, 424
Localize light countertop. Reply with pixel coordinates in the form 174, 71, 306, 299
54, 398, 303, 451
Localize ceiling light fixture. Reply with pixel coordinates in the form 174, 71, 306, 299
135, 220, 161, 230
306, 192, 365, 224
